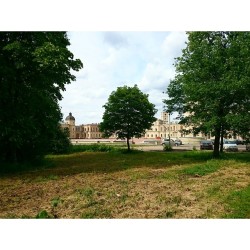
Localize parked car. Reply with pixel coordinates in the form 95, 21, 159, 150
175, 139, 183, 145
162, 138, 179, 146
200, 140, 213, 150
235, 139, 244, 145
223, 140, 238, 152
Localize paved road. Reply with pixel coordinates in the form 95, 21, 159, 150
137, 144, 247, 152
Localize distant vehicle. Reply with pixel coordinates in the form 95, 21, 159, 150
235, 139, 244, 145
161, 138, 179, 146
223, 140, 238, 152
175, 139, 183, 145
200, 140, 213, 150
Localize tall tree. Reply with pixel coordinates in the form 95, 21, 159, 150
0, 32, 83, 164
164, 32, 250, 157
100, 85, 157, 151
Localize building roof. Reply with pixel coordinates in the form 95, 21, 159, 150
65, 112, 75, 121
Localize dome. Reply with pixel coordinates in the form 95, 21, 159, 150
65, 112, 75, 121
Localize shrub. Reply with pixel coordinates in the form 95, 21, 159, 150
163, 144, 173, 151
36, 210, 51, 219
71, 144, 124, 153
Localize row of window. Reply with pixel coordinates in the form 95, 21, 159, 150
84, 127, 99, 132
72, 127, 100, 132
153, 126, 183, 132
147, 134, 173, 138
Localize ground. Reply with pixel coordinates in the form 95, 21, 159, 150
0, 150, 249, 218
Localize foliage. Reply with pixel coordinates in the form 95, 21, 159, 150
71, 144, 123, 153
0, 32, 83, 164
35, 210, 51, 219
163, 144, 173, 151
100, 85, 157, 151
164, 32, 250, 157
49, 127, 72, 154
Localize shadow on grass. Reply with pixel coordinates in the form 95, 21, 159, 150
1, 151, 249, 178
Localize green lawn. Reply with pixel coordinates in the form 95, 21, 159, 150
0, 150, 249, 218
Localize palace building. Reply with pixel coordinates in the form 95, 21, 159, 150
61, 113, 103, 139
61, 112, 204, 140
143, 112, 204, 139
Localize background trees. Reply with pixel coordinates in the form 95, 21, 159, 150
164, 32, 250, 157
100, 85, 157, 151
0, 32, 83, 164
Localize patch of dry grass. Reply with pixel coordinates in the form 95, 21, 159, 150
0, 151, 249, 218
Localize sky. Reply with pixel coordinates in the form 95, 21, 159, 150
59, 31, 188, 124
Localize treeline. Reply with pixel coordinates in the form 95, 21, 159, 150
0, 32, 83, 165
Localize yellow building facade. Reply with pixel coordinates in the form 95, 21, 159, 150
61, 113, 103, 139
144, 112, 204, 139
61, 112, 204, 140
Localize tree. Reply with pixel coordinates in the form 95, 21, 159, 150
164, 32, 250, 157
0, 32, 83, 164
49, 127, 72, 154
100, 85, 157, 151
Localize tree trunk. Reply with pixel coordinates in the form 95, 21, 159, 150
220, 128, 224, 153
213, 127, 221, 158
126, 136, 130, 151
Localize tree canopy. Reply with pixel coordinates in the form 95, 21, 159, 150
164, 32, 250, 157
0, 32, 83, 164
100, 85, 157, 151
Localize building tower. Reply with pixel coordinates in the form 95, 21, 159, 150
161, 112, 169, 123
65, 112, 75, 126
64, 112, 76, 138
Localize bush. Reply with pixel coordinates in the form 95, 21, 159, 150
163, 144, 173, 151
71, 144, 117, 153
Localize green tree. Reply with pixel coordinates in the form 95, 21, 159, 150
100, 85, 157, 151
164, 32, 250, 157
49, 127, 72, 154
0, 32, 83, 164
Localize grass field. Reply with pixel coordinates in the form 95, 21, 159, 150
0, 149, 249, 218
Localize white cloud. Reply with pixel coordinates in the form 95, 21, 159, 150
162, 32, 188, 60
103, 32, 128, 49
59, 31, 188, 124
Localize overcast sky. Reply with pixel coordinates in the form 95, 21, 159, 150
59, 31, 188, 125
